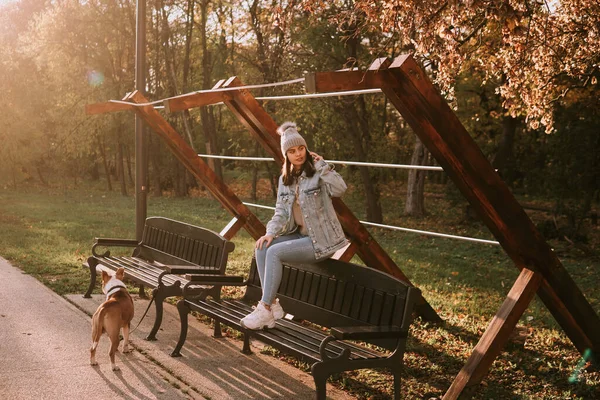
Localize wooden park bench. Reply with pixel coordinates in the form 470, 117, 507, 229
170, 257, 420, 399
83, 217, 235, 340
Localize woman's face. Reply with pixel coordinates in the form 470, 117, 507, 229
286, 145, 307, 169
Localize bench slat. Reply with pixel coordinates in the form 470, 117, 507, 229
107, 257, 184, 287
223, 300, 381, 360
186, 298, 383, 362
187, 299, 359, 363
264, 324, 373, 361
183, 298, 246, 328
95, 257, 164, 287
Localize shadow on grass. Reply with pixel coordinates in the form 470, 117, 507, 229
405, 317, 599, 399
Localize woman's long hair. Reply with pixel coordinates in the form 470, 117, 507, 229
281, 151, 316, 186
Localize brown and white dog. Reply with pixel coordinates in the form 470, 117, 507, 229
90, 267, 134, 371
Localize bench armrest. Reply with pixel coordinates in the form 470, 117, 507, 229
318, 326, 408, 362
162, 266, 247, 288
330, 325, 407, 341
180, 276, 247, 299
95, 238, 139, 246
163, 266, 215, 274
92, 238, 139, 257
185, 274, 245, 285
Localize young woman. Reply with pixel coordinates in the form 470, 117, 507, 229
240, 121, 348, 330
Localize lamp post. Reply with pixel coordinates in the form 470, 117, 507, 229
135, 0, 147, 241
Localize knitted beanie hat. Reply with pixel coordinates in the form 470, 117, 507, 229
277, 122, 307, 156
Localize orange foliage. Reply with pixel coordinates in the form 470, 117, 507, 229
302, 0, 600, 133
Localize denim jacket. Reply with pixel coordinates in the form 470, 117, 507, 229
266, 159, 348, 260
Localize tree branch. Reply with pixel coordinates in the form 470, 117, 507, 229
458, 18, 488, 47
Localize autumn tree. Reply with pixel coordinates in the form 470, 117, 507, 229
332, 0, 599, 131
302, 0, 599, 218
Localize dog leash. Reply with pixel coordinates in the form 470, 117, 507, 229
130, 294, 155, 334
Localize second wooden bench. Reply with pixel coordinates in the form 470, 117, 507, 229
83, 217, 235, 340
171, 257, 420, 399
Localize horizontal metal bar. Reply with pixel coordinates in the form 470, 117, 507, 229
241, 202, 499, 245
256, 88, 382, 101
360, 221, 500, 245
101, 85, 380, 110
243, 202, 276, 211
199, 154, 274, 162
197, 154, 444, 171
327, 160, 443, 171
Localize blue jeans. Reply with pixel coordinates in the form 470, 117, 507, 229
255, 233, 317, 305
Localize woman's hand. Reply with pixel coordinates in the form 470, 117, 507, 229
256, 234, 274, 250
310, 152, 323, 162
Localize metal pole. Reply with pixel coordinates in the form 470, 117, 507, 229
135, 0, 147, 241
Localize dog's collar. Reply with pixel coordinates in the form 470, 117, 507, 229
104, 280, 127, 299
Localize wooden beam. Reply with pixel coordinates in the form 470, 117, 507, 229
535, 278, 596, 352
219, 77, 283, 162
305, 69, 395, 93
85, 101, 135, 115
218, 78, 442, 323
443, 268, 543, 399
377, 54, 600, 356
128, 91, 266, 240
220, 216, 246, 241
163, 90, 232, 113
331, 241, 358, 262
368, 57, 392, 71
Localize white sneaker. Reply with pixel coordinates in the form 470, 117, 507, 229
240, 302, 276, 330
271, 299, 286, 320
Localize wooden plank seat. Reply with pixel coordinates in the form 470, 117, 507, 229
172, 257, 420, 399
83, 217, 235, 341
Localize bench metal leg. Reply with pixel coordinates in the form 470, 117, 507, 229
139, 284, 147, 299
84, 257, 98, 298
310, 363, 329, 400
145, 288, 161, 341
171, 299, 190, 357
146, 281, 182, 341
213, 321, 222, 338
389, 346, 405, 399
242, 333, 252, 354
392, 368, 402, 400
205, 287, 223, 339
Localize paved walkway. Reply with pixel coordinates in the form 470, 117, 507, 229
0, 257, 355, 400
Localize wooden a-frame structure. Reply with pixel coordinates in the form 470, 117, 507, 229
86, 54, 599, 399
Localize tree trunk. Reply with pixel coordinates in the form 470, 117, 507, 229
251, 142, 259, 201
117, 141, 127, 196
180, 0, 199, 157
342, 24, 383, 223
267, 165, 277, 198
492, 115, 517, 176
229, 7, 236, 75
337, 99, 383, 223
148, 134, 162, 197
405, 136, 427, 216
175, 162, 187, 197
351, 134, 383, 222
493, 73, 518, 181
199, 0, 222, 179
89, 153, 100, 181
182, 0, 194, 91
11, 166, 17, 188
125, 144, 134, 186
98, 134, 112, 192
36, 163, 49, 186
158, 1, 196, 152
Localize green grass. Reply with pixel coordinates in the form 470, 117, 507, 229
0, 181, 598, 399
